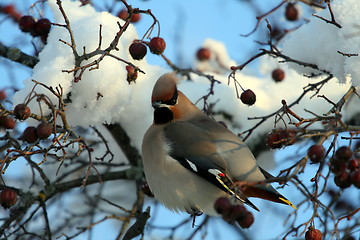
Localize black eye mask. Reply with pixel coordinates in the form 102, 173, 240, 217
161, 89, 178, 106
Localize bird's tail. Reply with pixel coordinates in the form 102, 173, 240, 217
243, 184, 297, 209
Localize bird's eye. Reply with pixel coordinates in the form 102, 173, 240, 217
169, 98, 177, 105
162, 90, 178, 106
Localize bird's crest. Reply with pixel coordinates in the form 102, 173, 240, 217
152, 73, 178, 104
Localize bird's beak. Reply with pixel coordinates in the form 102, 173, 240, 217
152, 101, 167, 109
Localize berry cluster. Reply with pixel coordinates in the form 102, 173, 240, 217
11, 104, 53, 143
329, 146, 359, 189
0, 188, 17, 209
18, 15, 51, 43
214, 197, 254, 228
307, 144, 359, 189
266, 129, 297, 149
129, 37, 166, 60
117, 8, 141, 23
21, 122, 53, 143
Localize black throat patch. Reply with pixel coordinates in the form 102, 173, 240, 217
154, 107, 174, 124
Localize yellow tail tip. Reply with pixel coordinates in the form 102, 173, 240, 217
279, 197, 297, 210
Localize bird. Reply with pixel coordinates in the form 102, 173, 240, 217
141, 73, 296, 216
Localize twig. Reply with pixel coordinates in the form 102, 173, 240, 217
104, 123, 144, 167
241, 0, 287, 37
312, 1, 342, 29
337, 51, 358, 57
122, 207, 151, 240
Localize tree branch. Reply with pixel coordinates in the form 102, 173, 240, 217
0, 42, 39, 68
104, 123, 142, 167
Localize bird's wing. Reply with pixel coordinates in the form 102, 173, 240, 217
258, 166, 275, 179
164, 121, 260, 211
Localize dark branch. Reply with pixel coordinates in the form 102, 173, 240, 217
104, 123, 142, 167
0, 42, 39, 68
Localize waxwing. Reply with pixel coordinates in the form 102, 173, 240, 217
141, 73, 295, 216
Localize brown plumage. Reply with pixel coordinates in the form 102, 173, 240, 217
142, 73, 296, 215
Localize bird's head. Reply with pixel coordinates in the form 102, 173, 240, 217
151, 73, 198, 124
151, 73, 179, 110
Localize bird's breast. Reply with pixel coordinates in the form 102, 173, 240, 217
142, 128, 225, 215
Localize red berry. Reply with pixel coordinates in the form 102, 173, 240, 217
240, 89, 256, 106
335, 146, 353, 162
0, 189, 17, 209
307, 145, 325, 163
149, 37, 166, 55
222, 204, 247, 222
266, 129, 296, 149
22, 126, 38, 143
272, 68, 285, 82
117, 9, 128, 20
196, 48, 211, 61
2, 5, 21, 21
40, 34, 48, 44
0, 90, 6, 101
329, 158, 347, 174
18, 15, 36, 32
305, 227, 322, 240
237, 211, 254, 228
14, 104, 31, 120
2, 117, 16, 129
2, 5, 16, 14
267, 130, 282, 149
347, 159, 359, 171
285, 3, 298, 21
351, 170, 360, 188
279, 129, 297, 146
33, 18, 51, 36
117, 9, 141, 23
126, 65, 138, 84
36, 122, 53, 139
334, 171, 352, 189
129, 13, 141, 23
214, 197, 232, 215
129, 42, 147, 60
